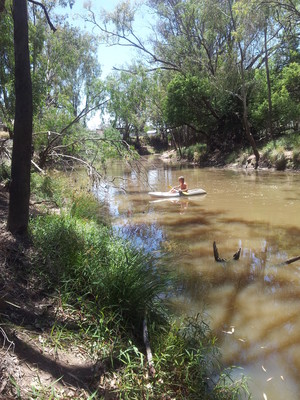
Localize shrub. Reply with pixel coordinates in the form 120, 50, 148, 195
274, 151, 287, 170
180, 143, 207, 162
70, 191, 109, 225
292, 151, 300, 169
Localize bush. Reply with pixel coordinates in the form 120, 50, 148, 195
70, 191, 109, 225
31, 173, 56, 200
293, 151, 300, 169
180, 143, 207, 162
274, 151, 287, 170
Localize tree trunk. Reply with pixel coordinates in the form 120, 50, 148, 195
242, 91, 260, 169
228, 1, 260, 170
7, 0, 33, 236
264, 24, 274, 142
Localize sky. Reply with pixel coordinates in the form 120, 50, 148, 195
57, 0, 152, 77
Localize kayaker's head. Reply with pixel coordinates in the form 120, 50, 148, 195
178, 176, 184, 183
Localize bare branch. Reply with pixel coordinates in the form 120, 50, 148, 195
85, 8, 181, 72
28, 0, 57, 32
37, 99, 109, 168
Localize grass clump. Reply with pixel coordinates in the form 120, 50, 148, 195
30, 212, 169, 329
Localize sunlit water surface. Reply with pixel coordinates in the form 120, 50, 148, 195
96, 156, 300, 399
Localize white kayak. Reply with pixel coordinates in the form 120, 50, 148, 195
148, 188, 207, 198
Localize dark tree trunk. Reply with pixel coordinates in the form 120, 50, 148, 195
7, 0, 33, 235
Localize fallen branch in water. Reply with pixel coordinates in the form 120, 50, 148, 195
143, 317, 155, 377
277, 255, 300, 267
213, 241, 241, 262
284, 255, 300, 265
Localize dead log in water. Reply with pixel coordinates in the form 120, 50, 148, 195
213, 241, 241, 262
213, 241, 299, 266
276, 255, 300, 267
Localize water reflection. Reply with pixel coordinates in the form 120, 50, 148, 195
113, 221, 166, 253
98, 158, 300, 400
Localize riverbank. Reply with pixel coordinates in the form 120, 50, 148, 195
0, 176, 249, 399
155, 133, 300, 171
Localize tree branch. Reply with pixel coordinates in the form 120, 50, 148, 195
28, 0, 56, 32
85, 8, 181, 72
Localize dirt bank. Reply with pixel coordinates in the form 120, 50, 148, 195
0, 186, 97, 399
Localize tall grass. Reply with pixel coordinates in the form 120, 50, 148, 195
104, 315, 249, 399
30, 212, 170, 328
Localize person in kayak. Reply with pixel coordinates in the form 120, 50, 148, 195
170, 176, 188, 193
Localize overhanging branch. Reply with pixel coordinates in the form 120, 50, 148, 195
28, 0, 56, 32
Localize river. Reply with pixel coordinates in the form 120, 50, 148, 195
97, 156, 300, 399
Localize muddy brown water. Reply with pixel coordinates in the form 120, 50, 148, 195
98, 156, 300, 399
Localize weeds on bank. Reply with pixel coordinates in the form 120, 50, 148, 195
27, 179, 249, 399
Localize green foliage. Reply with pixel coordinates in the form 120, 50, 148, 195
0, 162, 10, 184
259, 132, 300, 169
31, 173, 56, 198
0, 7, 15, 125
69, 191, 108, 225
97, 126, 132, 163
106, 66, 150, 141
30, 173, 67, 209
293, 151, 300, 169
164, 74, 211, 129
251, 62, 300, 134
180, 143, 207, 162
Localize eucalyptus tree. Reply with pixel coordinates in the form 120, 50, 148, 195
106, 65, 150, 143
0, 7, 14, 130
235, 0, 300, 140
85, 1, 234, 145
81, 0, 299, 161
41, 26, 101, 119
27, 4, 105, 167
7, 0, 33, 235
4, 0, 74, 236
